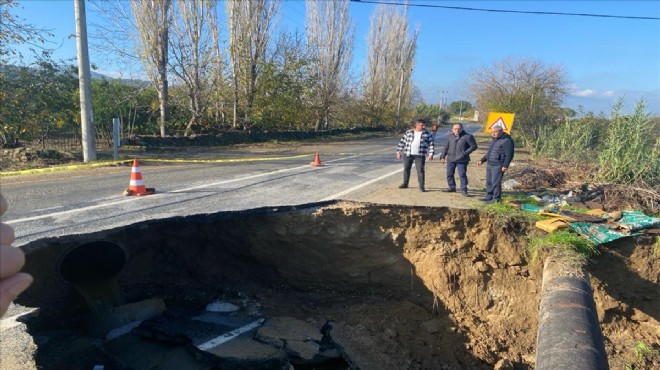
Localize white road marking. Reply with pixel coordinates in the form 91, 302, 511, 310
105, 320, 143, 341
6, 198, 138, 225
170, 164, 310, 193
322, 168, 402, 201
197, 318, 265, 351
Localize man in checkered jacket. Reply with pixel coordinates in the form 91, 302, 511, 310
396, 118, 435, 192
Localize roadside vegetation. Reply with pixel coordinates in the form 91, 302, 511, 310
535, 99, 659, 189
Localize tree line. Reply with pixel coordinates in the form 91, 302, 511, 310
2, 0, 422, 144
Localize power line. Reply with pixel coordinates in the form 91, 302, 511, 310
350, 0, 660, 20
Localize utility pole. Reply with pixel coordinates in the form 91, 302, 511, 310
440, 90, 447, 109
74, 0, 96, 162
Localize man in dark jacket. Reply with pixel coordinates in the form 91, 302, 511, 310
439, 123, 478, 196
396, 119, 435, 192
477, 126, 515, 203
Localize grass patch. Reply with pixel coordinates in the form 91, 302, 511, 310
527, 230, 598, 263
654, 237, 660, 256
480, 202, 543, 222
625, 340, 660, 369
633, 341, 658, 362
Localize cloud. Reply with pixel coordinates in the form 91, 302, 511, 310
602, 91, 615, 97
573, 89, 597, 97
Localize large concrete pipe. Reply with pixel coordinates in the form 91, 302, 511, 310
57, 240, 127, 314
535, 253, 609, 370
58, 240, 126, 285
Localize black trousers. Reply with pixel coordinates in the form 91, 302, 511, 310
486, 164, 504, 200
446, 161, 468, 191
402, 155, 426, 189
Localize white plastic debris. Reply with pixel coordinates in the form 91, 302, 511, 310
502, 179, 521, 191
205, 301, 240, 313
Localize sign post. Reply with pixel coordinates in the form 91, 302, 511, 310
113, 118, 120, 160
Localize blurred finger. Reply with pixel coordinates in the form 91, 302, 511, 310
0, 245, 25, 279
0, 223, 15, 245
0, 194, 7, 216
0, 273, 33, 317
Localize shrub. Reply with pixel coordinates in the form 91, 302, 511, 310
597, 99, 659, 188
534, 111, 607, 159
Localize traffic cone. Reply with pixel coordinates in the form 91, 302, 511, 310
123, 158, 155, 196
310, 152, 324, 167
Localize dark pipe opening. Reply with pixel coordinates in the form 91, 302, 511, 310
58, 241, 127, 284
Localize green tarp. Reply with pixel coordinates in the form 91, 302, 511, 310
568, 211, 659, 245
568, 222, 636, 245
616, 211, 660, 231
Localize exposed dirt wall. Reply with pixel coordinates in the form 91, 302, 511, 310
9, 202, 659, 369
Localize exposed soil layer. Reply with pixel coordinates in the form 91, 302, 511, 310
2, 202, 658, 369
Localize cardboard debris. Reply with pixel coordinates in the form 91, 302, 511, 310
536, 218, 570, 233
586, 209, 608, 217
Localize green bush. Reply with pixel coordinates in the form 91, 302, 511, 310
597, 99, 659, 188
533, 111, 607, 159
533, 99, 659, 189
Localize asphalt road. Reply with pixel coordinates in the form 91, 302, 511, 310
3, 124, 481, 246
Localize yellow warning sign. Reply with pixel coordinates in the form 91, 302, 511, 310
484, 112, 515, 133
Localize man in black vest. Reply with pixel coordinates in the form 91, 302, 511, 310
439, 123, 478, 196
477, 126, 515, 203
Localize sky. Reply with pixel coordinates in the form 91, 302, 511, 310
9, 0, 660, 115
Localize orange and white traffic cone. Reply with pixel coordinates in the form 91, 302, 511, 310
310, 152, 324, 167
123, 158, 155, 196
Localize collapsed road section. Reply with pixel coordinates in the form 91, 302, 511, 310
1, 201, 657, 369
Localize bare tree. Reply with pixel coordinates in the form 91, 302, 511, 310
207, 3, 226, 130
226, 0, 281, 129
129, 0, 172, 137
363, 4, 418, 129
169, 0, 220, 136
0, 0, 52, 62
468, 57, 569, 144
306, 0, 354, 131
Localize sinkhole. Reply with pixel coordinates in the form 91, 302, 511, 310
5, 201, 657, 370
